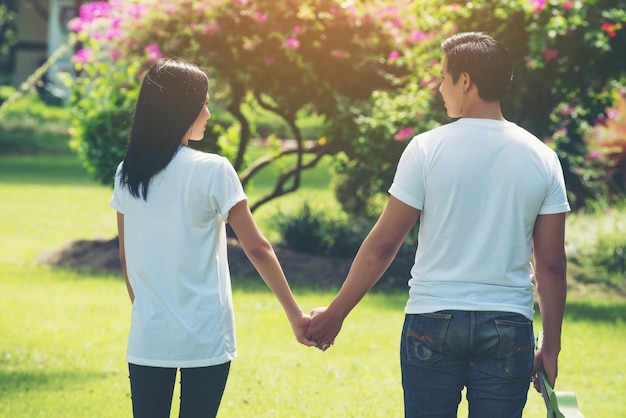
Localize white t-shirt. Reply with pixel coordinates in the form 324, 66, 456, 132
389, 118, 571, 320
110, 146, 247, 368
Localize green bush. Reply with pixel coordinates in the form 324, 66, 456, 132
271, 202, 369, 258
72, 108, 132, 185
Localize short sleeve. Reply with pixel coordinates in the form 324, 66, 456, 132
538, 153, 571, 215
388, 136, 424, 210
208, 157, 247, 221
109, 162, 125, 213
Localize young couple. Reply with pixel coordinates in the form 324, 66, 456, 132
112, 32, 568, 418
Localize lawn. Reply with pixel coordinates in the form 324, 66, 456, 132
1, 153, 625, 417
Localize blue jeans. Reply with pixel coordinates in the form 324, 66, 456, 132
400, 311, 534, 418
128, 362, 230, 418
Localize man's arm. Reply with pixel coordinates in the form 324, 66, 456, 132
306, 196, 421, 348
532, 212, 567, 389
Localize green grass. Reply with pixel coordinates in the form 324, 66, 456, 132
1, 154, 625, 417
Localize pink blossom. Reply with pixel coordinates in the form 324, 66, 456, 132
254, 13, 268, 23
110, 49, 122, 62
559, 104, 574, 115
292, 26, 302, 34
79, 1, 111, 22
145, 44, 162, 63
544, 49, 559, 61
587, 151, 603, 161
388, 51, 400, 61
127, 4, 147, 20
562, 1, 573, 10
408, 30, 430, 44
263, 56, 275, 65
420, 75, 437, 88
529, 0, 547, 13
330, 49, 346, 58
395, 127, 415, 142
284, 38, 300, 50
202, 23, 221, 36
72, 48, 92, 65
67, 17, 83, 32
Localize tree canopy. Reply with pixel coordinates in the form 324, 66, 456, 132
68, 0, 626, 211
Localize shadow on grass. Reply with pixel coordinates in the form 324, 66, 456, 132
563, 300, 626, 324
0, 369, 113, 398
0, 155, 97, 186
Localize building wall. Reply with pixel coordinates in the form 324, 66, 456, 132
13, 0, 49, 87
12, 0, 78, 90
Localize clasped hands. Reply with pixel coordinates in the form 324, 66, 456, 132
292, 307, 344, 351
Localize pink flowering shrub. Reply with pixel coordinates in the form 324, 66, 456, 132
68, 0, 626, 211
68, 0, 413, 209
582, 90, 626, 200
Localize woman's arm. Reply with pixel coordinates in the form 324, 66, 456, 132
116, 212, 134, 303
227, 200, 315, 347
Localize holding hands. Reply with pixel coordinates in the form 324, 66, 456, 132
305, 306, 345, 351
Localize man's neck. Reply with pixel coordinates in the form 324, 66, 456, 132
462, 97, 505, 120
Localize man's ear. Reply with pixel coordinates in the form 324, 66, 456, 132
462, 71, 471, 88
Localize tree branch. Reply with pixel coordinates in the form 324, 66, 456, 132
227, 81, 251, 172
249, 147, 327, 213
240, 142, 326, 188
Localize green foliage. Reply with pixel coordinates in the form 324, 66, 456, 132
67, 0, 407, 204
330, 154, 391, 218
0, 90, 71, 155
67, 0, 626, 212
68, 58, 141, 185
270, 201, 368, 257
580, 85, 626, 203
77, 108, 132, 184
566, 202, 626, 287
0, 1, 17, 84
334, 0, 626, 211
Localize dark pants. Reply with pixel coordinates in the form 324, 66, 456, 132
128, 362, 231, 418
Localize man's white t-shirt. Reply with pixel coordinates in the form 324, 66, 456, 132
110, 146, 246, 368
389, 118, 571, 320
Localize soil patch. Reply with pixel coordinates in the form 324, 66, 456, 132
38, 237, 625, 297
38, 237, 412, 290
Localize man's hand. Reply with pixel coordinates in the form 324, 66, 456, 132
306, 307, 344, 351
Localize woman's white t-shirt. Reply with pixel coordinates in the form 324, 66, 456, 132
110, 146, 246, 368
389, 118, 571, 320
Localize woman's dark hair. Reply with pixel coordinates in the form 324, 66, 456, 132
441, 32, 513, 102
120, 59, 208, 199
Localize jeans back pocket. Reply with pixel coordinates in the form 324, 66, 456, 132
402, 312, 452, 367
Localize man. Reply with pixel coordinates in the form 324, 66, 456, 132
306, 32, 569, 418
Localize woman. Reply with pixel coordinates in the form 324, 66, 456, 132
110, 59, 314, 418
